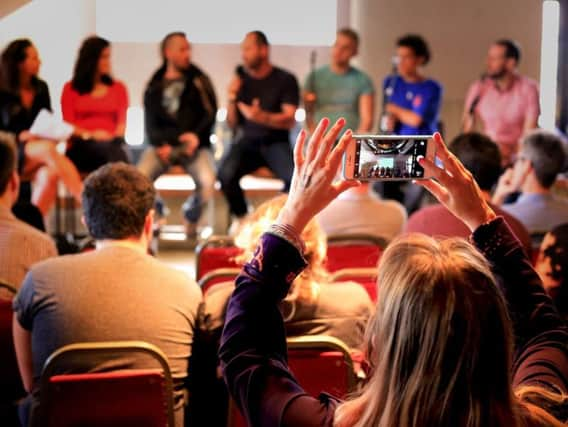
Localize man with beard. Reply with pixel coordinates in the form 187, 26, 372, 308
218, 31, 299, 232
303, 28, 374, 135
138, 32, 217, 238
462, 39, 539, 167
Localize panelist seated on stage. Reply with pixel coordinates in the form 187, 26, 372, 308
218, 31, 300, 233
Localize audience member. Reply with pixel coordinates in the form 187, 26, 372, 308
304, 28, 374, 134
493, 130, 568, 234
0, 39, 83, 216
463, 39, 539, 167
202, 193, 373, 349
534, 223, 568, 320
220, 119, 567, 426
218, 31, 299, 232
12, 163, 201, 427
62, 36, 129, 174
0, 132, 56, 291
406, 132, 532, 254
317, 183, 406, 241
138, 32, 217, 238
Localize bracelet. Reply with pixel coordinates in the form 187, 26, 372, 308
267, 223, 306, 255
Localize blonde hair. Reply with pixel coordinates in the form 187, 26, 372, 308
334, 233, 566, 427
234, 195, 328, 302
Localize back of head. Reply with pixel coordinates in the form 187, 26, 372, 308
72, 36, 112, 94
0, 38, 33, 93
495, 39, 521, 64
82, 163, 155, 240
397, 34, 431, 65
450, 133, 501, 191
0, 132, 17, 196
522, 130, 566, 189
336, 234, 516, 427
234, 194, 327, 301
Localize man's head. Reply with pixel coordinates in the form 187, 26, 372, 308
486, 39, 520, 80
161, 32, 191, 72
331, 28, 359, 68
396, 34, 430, 76
241, 31, 270, 71
449, 133, 502, 192
0, 132, 19, 205
513, 130, 566, 190
82, 163, 156, 242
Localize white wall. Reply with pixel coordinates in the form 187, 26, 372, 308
351, 0, 543, 140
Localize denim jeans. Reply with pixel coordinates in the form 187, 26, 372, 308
217, 138, 293, 217
137, 146, 216, 224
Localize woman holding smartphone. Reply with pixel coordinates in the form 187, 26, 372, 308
62, 36, 129, 173
220, 118, 567, 426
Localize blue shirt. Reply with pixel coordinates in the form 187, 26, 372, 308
502, 193, 568, 233
383, 75, 442, 135
305, 65, 374, 132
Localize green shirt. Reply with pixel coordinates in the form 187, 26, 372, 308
304, 65, 374, 132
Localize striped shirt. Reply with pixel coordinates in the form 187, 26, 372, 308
0, 205, 57, 291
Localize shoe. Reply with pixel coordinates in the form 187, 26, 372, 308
184, 220, 198, 240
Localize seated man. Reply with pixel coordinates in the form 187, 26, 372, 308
218, 31, 299, 232
317, 183, 407, 241
405, 132, 532, 255
0, 132, 56, 291
13, 163, 202, 427
493, 130, 568, 234
138, 32, 217, 238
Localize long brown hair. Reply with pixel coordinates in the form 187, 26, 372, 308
335, 234, 565, 427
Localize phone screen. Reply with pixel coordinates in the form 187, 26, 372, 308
354, 137, 429, 180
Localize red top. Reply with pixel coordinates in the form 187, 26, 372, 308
61, 80, 129, 134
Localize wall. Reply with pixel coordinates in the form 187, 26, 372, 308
351, 0, 543, 140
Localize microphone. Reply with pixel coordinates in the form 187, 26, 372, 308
469, 73, 488, 115
235, 65, 246, 79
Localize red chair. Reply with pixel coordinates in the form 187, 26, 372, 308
198, 268, 241, 296
33, 341, 175, 427
195, 235, 242, 281
0, 281, 26, 422
331, 267, 379, 302
228, 335, 357, 427
325, 234, 387, 272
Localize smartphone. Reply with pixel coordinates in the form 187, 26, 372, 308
342, 135, 435, 181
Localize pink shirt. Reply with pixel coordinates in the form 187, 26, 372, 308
465, 74, 539, 147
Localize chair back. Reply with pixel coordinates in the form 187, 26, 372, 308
331, 268, 379, 302
198, 268, 241, 296
195, 235, 241, 280
34, 341, 175, 427
0, 282, 26, 402
325, 234, 387, 272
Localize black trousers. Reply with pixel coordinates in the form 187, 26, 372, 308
217, 137, 293, 217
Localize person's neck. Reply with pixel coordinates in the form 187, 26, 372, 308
95, 237, 148, 255
401, 70, 423, 83
249, 62, 272, 79
330, 61, 350, 75
521, 175, 551, 195
480, 190, 492, 202
19, 74, 33, 90
494, 71, 516, 91
0, 195, 14, 215
164, 63, 184, 80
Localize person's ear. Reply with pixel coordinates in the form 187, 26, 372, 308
143, 209, 155, 239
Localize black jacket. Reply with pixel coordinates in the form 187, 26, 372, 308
144, 64, 217, 148
0, 78, 51, 138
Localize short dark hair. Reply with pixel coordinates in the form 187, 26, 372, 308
522, 130, 566, 189
337, 28, 359, 47
449, 133, 502, 191
0, 132, 17, 195
248, 30, 270, 47
494, 39, 521, 64
82, 163, 155, 240
397, 34, 431, 65
71, 36, 113, 95
160, 31, 187, 60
